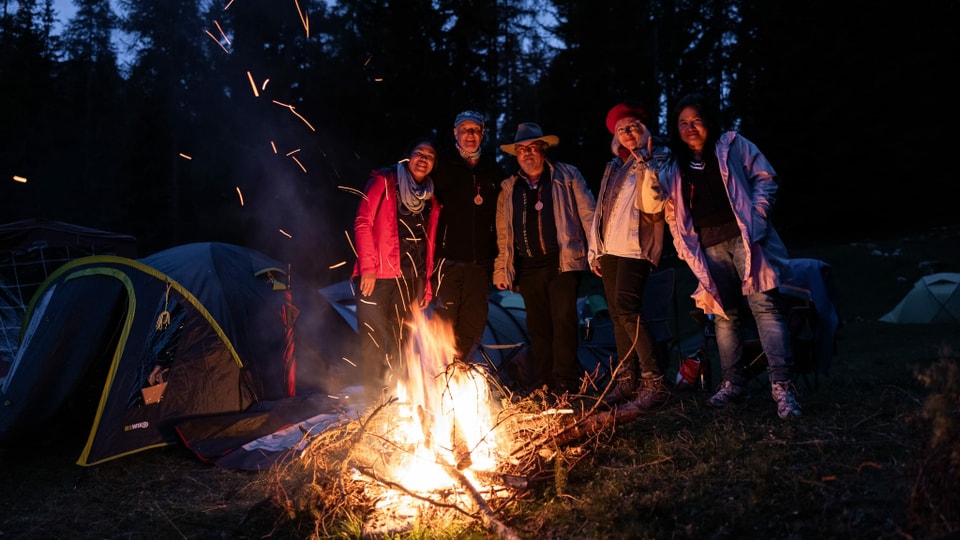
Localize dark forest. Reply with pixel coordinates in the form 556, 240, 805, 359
1, 0, 956, 287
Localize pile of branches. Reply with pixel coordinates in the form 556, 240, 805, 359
257, 363, 644, 538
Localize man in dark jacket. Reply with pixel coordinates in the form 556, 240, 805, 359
432, 110, 504, 363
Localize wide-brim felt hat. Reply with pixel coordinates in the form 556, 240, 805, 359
500, 123, 560, 156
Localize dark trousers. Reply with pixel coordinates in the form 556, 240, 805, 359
355, 277, 403, 393
599, 255, 658, 377
517, 266, 582, 393
433, 260, 492, 362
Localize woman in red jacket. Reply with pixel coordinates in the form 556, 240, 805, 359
353, 137, 440, 401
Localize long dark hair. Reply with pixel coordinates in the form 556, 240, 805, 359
668, 93, 722, 164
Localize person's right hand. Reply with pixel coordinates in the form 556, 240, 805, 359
360, 273, 376, 297
495, 282, 510, 290
591, 265, 602, 277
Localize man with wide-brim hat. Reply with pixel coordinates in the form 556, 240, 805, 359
493, 122, 596, 399
499, 123, 560, 156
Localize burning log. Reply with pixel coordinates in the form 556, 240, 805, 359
553, 401, 644, 447
435, 458, 523, 540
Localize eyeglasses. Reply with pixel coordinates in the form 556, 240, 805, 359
616, 123, 644, 136
457, 127, 482, 136
514, 143, 543, 155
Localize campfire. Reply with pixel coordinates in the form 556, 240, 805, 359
270, 307, 645, 538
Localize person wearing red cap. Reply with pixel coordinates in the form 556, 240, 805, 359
588, 100, 672, 410
661, 92, 800, 420
431, 110, 504, 364
493, 123, 596, 396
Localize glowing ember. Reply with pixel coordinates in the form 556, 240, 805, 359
214, 20, 231, 45
294, 0, 309, 36
204, 29, 229, 54
290, 155, 307, 172
247, 71, 260, 97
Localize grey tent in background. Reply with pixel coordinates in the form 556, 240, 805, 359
880, 273, 960, 324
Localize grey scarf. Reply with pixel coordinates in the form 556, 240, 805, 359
397, 163, 433, 214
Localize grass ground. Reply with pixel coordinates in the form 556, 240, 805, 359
1, 225, 958, 539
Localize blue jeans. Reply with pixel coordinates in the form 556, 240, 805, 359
704, 237, 792, 385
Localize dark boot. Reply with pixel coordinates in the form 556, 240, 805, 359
601, 371, 637, 407
633, 375, 670, 410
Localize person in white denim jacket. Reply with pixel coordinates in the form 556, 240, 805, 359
660, 92, 800, 420
493, 123, 596, 395
587, 101, 671, 410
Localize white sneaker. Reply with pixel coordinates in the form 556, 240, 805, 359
771, 381, 802, 419
705, 380, 746, 408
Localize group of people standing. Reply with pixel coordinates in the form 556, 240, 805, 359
350, 92, 802, 421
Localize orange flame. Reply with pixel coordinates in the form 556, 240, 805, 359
385, 309, 501, 492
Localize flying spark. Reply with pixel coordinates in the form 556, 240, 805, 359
338, 185, 366, 199
294, 0, 309, 36
214, 20, 231, 45
247, 71, 260, 97
291, 155, 307, 172
345, 230, 358, 257
204, 30, 229, 54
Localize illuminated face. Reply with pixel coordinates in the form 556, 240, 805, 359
615, 117, 646, 152
454, 120, 484, 154
407, 143, 436, 181
677, 106, 707, 152
514, 141, 546, 177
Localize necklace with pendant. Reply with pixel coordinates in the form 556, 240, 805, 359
473, 181, 483, 205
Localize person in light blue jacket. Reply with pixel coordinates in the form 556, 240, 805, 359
661, 92, 801, 420
493, 123, 596, 396
587, 101, 672, 411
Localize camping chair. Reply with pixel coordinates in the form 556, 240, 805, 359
641, 267, 680, 374
691, 258, 840, 390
